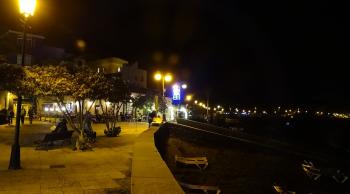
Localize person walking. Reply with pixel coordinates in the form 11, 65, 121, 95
20, 107, 26, 125
28, 107, 34, 124
148, 111, 156, 128
9, 109, 14, 125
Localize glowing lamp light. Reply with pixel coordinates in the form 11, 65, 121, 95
164, 74, 172, 82
19, 0, 36, 17
185, 95, 192, 101
76, 39, 86, 50
181, 84, 187, 89
44, 107, 49, 112
217, 105, 221, 109
154, 73, 162, 81
194, 100, 198, 104
50, 107, 54, 112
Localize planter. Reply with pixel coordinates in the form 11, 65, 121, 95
104, 126, 121, 137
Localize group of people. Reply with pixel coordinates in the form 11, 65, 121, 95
6, 107, 35, 126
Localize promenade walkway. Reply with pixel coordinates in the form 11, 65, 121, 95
0, 121, 148, 194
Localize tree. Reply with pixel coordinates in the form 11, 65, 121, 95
97, 74, 129, 132
24, 64, 106, 149
133, 93, 168, 115
0, 63, 35, 97
0, 63, 38, 169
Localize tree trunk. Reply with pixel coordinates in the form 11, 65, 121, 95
100, 100, 110, 131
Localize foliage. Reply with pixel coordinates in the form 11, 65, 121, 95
23, 65, 74, 98
98, 74, 130, 132
158, 96, 168, 113
133, 95, 153, 111
0, 63, 130, 145
0, 63, 35, 96
133, 93, 168, 114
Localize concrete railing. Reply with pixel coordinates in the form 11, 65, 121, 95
131, 126, 185, 194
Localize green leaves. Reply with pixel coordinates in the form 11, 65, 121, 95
0, 63, 33, 96
0, 63, 130, 104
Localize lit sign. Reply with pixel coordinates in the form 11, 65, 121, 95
172, 84, 181, 101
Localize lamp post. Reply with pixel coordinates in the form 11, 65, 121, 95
154, 72, 172, 97
9, 0, 36, 170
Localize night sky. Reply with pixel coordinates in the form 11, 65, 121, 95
1, 0, 349, 110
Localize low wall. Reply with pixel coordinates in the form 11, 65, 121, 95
131, 125, 185, 194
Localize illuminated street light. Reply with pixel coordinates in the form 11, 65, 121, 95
217, 105, 221, 109
194, 100, 198, 104
10, 0, 37, 170
154, 73, 162, 81
185, 95, 192, 101
154, 72, 172, 97
19, 0, 36, 17
164, 74, 172, 82
181, 84, 187, 89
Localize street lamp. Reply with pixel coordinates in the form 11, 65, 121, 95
9, 0, 36, 170
185, 95, 192, 101
19, 0, 36, 17
154, 72, 172, 97
181, 84, 187, 89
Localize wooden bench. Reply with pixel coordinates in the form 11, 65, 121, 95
179, 182, 221, 194
36, 131, 74, 150
175, 155, 208, 170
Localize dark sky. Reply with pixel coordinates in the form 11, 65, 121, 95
1, 0, 349, 110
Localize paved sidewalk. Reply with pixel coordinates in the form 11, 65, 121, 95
0, 121, 148, 194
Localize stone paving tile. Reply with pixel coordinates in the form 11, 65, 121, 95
132, 177, 184, 194
0, 122, 148, 194
0, 191, 40, 194
40, 187, 63, 194
61, 187, 85, 194
0, 184, 41, 193
83, 189, 106, 194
